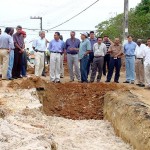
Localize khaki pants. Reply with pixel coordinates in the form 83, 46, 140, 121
135, 59, 145, 84
144, 64, 150, 87
34, 52, 44, 76
0, 49, 9, 79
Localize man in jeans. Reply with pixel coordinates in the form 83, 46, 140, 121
90, 37, 107, 83
79, 32, 91, 83
124, 35, 137, 84
7, 28, 15, 80
143, 38, 150, 89
0, 27, 14, 80
65, 31, 81, 82
106, 38, 123, 83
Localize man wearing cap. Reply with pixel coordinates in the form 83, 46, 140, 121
135, 39, 146, 87
65, 31, 81, 82
32, 31, 47, 77
48, 32, 64, 83
12, 25, 24, 79
79, 32, 91, 83
0, 27, 14, 80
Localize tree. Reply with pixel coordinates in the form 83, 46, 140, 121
96, 0, 150, 41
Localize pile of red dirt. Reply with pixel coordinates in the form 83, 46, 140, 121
38, 82, 128, 120
8, 77, 47, 89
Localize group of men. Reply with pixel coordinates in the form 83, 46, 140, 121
0, 26, 150, 89
0, 26, 28, 80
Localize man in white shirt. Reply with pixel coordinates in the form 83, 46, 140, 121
32, 31, 47, 77
143, 38, 150, 89
90, 37, 107, 82
135, 39, 146, 87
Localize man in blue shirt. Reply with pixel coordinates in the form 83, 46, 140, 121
65, 31, 81, 82
79, 32, 91, 83
48, 32, 64, 83
124, 35, 137, 84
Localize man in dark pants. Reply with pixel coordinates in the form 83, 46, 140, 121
103, 35, 113, 76
12, 25, 24, 79
87, 31, 97, 76
105, 38, 123, 83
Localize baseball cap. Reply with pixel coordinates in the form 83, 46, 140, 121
80, 32, 88, 38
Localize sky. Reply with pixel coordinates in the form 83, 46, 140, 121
0, 0, 141, 48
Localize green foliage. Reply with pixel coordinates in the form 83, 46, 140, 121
96, 0, 150, 41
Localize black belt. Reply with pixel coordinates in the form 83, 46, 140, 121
35, 50, 45, 53
51, 51, 61, 54
67, 53, 78, 55
136, 58, 143, 59
94, 56, 103, 58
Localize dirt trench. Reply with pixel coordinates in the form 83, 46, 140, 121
8, 77, 128, 120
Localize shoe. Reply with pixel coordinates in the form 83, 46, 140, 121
105, 80, 110, 83
139, 84, 145, 87
60, 76, 64, 78
8, 78, 14, 80
90, 81, 94, 83
56, 81, 61, 83
123, 81, 130, 83
136, 83, 141, 86
69, 79, 74, 82
18, 76, 23, 78
114, 81, 119, 83
131, 81, 134, 84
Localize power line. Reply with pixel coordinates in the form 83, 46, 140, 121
0, 0, 99, 32
47, 0, 100, 30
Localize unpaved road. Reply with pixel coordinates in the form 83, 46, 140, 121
0, 79, 134, 150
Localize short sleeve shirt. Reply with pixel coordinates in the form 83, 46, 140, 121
109, 44, 123, 57
79, 38, 91, 59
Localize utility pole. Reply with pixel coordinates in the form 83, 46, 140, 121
30, 16, 43, 31
123, 0, 129, 43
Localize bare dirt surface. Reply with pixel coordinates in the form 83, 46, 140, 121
0, 82, 133, 150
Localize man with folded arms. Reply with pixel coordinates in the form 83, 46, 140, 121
0, 27, 14, 80
106, 38, 123, 83
90, 37, 107, 83
33, 31, 47, 77
48, 32, 64, 83
65, 31, 81, 82
135, 39, 146, 87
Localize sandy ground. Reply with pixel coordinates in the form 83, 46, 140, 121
0, 79, 134, 150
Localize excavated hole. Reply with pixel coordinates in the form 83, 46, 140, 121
37, 82, 124, 120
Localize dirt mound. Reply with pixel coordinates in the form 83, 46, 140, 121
8, 77, 47, 89
38, 82, 128, 120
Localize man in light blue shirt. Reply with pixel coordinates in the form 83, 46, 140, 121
48, 32, 64, 83
32, 31, 47, 77
124, 35, 137, 84
79, 32, 91, 83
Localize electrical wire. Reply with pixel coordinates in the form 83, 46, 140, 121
0, 0, 99, 31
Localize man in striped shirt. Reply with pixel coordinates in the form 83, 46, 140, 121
103, 35, 113, 76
